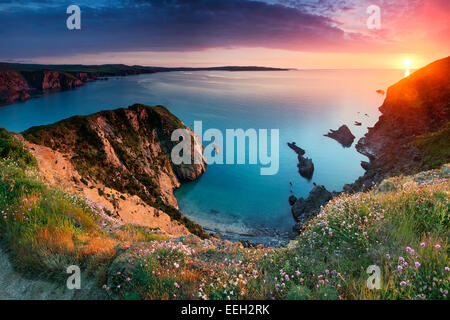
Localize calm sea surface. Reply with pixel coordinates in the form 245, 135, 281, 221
0, 69, 404, 235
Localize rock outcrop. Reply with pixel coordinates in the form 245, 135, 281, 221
351, 56, 450, 191
0, 70, 31, 104
23, 104, 207, 236
324, 125, 355, 147
290, 185, 332, 233
0, 70, 90, 105
287, 142, 314, 180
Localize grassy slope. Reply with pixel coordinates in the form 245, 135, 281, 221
0, 128, 166, 285
415, 122, 450, 171
0, 129, 448, 299
108, 166, 448, 300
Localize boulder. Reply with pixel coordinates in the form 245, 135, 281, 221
290, 185, 332, 230
288, 195, 297, 206
287, 142, 314, 180
298, 156, 314, 180
324, 125, 356, 148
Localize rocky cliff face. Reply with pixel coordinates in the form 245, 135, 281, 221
351, 56, 450, 191
0, 70, 92, 105
0, 70, 31, 104
23, 104, 207, 236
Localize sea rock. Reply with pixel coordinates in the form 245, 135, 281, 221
354, 121, 362, 126
376, 89, 385, 95
290, 185, 332, 230
287, 142, 305, 156
288, 195, 297, 206
298, 156, 314, 180
361, 161, 371, 170
287, 142, 315, 180
324, 125, 356, 147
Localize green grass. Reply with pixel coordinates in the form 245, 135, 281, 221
0, 128, 36, 169
109, 166, 449, 300
415, 122, 450, 171
0, 130, 118, 280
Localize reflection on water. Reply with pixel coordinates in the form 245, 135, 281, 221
405, 68, 410, 77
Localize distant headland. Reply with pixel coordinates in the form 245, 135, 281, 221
0, 62, 289, 105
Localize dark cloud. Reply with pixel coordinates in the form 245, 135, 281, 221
0, 0, 350, 59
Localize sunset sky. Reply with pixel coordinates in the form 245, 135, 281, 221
0, 0, 449, 69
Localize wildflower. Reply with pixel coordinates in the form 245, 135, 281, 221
435, 244, 441, 249
420, 242, 426, 247
397, 266, 403, 271
400, 281, 407, 287
386, 253, 390, 260
415, 262, 421, 268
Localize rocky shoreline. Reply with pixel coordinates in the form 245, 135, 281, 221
0, 69, 101, 105
289, 56, 450, 234
0, 63, 289, 106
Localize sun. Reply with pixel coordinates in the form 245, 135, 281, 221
403, 58, 412, 68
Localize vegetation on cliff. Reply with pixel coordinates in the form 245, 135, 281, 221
107, 166, 448, 300
23, 104, 207, 237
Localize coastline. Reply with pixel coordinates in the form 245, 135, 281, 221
0, 63, 289, 106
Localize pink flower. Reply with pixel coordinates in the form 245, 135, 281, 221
435, 244, 441, 249
420, 242, 426, 247
400, 281, 407, 287
397, 266, 403, 271
415, 262, 421, 268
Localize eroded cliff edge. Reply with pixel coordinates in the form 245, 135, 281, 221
349, 56, 450, 192
291, 56, 450, 233
22, 103, 207, 237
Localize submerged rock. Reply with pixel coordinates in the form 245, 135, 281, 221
324, 125, 356, 147
354, 121, 362, 126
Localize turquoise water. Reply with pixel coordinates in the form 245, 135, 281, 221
0, 70, 404, 235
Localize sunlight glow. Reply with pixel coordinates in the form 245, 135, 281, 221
404, 59, 412, 68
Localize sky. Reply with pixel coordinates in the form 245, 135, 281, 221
0, 0, 449, 69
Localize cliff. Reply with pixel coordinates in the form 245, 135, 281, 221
0, 69, 90, 105
0, 62, 289, 105
0, 70, 31, 104
22, 104, 207, 236
350, 56, 450, 191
